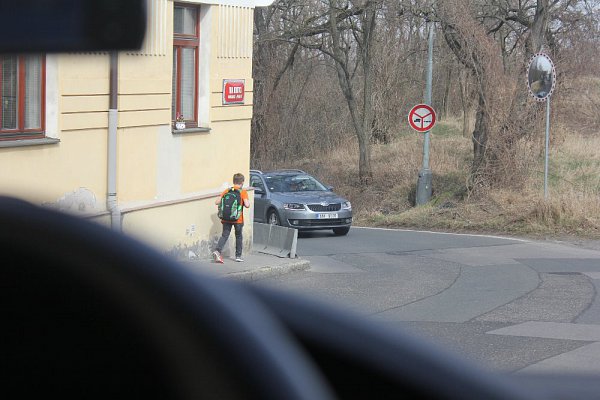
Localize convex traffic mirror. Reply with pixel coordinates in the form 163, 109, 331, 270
527, 53, 556, 101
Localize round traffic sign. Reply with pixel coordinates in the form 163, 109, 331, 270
408, 104, 436, 132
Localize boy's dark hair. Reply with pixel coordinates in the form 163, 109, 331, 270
233, 173, 245, 185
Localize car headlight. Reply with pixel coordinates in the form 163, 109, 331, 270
342, 201, 352, 210
284, 203, 305, 210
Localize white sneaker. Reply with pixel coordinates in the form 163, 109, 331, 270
213, 251, 224, 264
235, 257, 244, 262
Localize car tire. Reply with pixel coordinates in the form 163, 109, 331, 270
267, 209, 281, 226
333, 226, 350, 236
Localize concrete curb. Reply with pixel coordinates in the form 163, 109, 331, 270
226, 259, 310, 281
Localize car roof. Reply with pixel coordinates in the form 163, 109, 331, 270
250, 169, 306, 175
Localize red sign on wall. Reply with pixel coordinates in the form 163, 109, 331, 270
222, 79, 245, 105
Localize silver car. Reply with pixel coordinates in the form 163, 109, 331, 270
250, 169, 352, 235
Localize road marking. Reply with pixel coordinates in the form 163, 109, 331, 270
518, 342, 600, 375
353, 226, 529, 242
487, 321, 600, 341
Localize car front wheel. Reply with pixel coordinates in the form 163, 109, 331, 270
333, 226, 350, 236
267, 209, 281, 225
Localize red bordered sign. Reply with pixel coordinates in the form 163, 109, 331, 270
408, 104, 436, 133
222, 79, 245, 105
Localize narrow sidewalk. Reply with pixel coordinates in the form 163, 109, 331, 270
180, 252, 310, 281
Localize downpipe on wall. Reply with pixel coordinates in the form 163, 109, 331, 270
108, 51, 122, 231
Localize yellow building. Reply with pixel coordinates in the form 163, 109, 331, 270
0, 0, 271, 257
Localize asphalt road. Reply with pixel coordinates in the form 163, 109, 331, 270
251, 226, 600, 375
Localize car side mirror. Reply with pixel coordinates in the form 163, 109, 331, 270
326, 186, 334, 191
254, 188, 265, 196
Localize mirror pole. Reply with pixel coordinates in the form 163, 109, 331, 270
544, 96, 551, 200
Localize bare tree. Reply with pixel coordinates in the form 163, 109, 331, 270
430, 0, 596, 186
253, 0, 381, 184
253, 0, 600, 190
323, 0, 379, 184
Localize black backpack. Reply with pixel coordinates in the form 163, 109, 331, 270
218, 188, 242, 221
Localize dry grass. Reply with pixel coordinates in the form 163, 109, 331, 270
268, 117, 600, 240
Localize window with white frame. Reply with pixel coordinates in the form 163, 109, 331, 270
172, 4, 199, 128
0, 54, 45, 139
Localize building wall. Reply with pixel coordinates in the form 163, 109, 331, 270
0, 54, 109, 212
122, 191, 254, 256
0, 0, 256, 257
116, 2, 255, 255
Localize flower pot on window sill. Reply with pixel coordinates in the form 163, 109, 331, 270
175, 122, 186, 130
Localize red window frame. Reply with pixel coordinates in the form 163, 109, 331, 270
173, 4, 200, 128
0, 55, 45, 140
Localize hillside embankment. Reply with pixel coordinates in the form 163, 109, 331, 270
278, 118, 600, 241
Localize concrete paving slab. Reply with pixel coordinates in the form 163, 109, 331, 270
388, 320, 587, 373
487, 321, 600, 341
375, 264, 539, 323
477, 273, 594, 323
518, 342, 600, 375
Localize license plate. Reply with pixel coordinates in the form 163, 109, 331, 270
317, 213, 338, 219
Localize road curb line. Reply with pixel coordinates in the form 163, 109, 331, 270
353, 226, 529, 242
226, 259, 310, 281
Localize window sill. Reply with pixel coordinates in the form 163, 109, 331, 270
0, 137, 60, 148
172, 127, 211, 135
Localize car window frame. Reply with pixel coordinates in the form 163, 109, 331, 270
250, 174, 267, 193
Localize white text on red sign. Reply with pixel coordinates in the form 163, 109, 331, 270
223, 79, 245, 105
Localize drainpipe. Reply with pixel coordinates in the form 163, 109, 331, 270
107, 51, 121, 231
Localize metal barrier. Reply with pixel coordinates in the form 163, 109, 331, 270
252, 222, 297, 258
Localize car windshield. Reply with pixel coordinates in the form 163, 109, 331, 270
264, 174, 327, 193
6, 0, 600, 394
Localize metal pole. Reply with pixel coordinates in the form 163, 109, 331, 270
416, 18, 434, 205
544, 96, 550, 200
422, 18, 434, 169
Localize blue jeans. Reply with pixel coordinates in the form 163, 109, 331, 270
216, 222, 243, 258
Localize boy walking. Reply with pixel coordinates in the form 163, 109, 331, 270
213, 173, 250, 263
